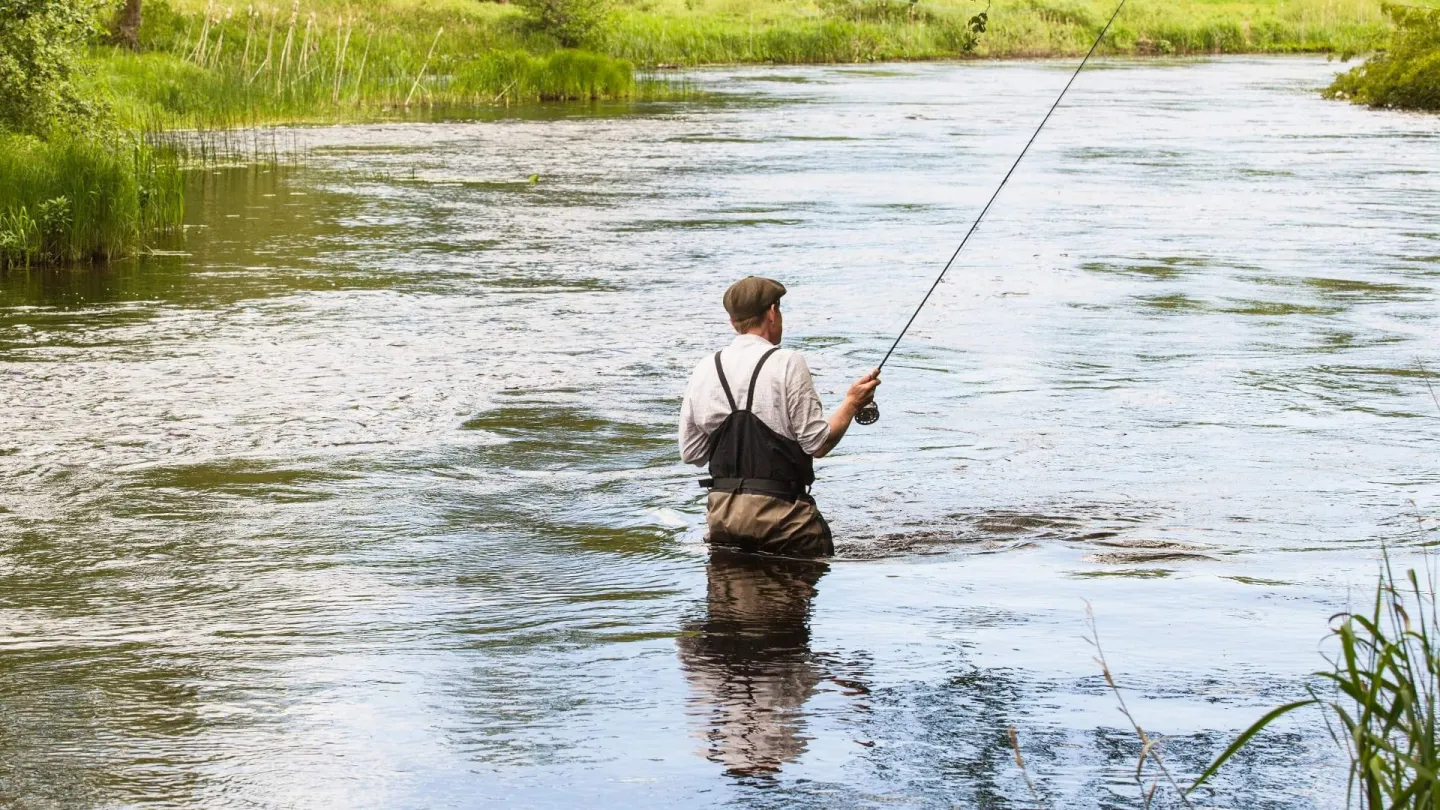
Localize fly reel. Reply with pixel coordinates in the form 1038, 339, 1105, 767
856, 401, 880, 425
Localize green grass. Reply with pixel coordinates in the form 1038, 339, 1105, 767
1328, 3, 1440, 111
0, 133, 184, 269
89, 0, 646, 130
601, 0, 1390, 63
100, 0, 1392, 131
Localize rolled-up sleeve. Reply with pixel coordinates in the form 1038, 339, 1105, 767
786, 353, 831, 456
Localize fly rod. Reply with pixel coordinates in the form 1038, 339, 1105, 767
856, 0, 1127, 426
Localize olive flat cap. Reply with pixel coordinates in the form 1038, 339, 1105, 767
724, 276, 787, 321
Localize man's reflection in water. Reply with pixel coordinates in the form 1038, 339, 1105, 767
677, 550, 840, 777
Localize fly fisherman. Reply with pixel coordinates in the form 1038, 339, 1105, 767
679, 277, 880, 558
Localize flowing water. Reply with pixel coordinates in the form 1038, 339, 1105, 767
2, 57, 1439, 808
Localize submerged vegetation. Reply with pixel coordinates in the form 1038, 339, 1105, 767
1328, 3, 1440, 111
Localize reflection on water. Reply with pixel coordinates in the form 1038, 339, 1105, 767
678, 552, 849, 777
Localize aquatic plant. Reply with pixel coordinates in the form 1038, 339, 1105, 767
1328, 3, 1440, 112
1192, 543, 1440, 808
0, 133, 183, 269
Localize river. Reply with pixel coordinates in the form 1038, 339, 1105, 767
2, 56, 1438, 808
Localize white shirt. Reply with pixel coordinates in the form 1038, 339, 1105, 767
679, 334, 831, 466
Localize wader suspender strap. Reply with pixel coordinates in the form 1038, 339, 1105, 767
713, 352, 738, 412
713, 347, 780, 414
703, 346, 799, 499
746, 348, 780, 411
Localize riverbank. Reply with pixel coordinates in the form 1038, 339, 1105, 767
98, 0, 1389, 130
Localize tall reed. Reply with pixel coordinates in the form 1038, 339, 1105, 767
96, 0, 647, 130
0, 134, 184, 269
1193, 546, 1440, 808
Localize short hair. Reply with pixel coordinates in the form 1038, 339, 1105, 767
731, 303, 774, 333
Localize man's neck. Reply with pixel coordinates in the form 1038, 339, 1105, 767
739, 330, 778, 345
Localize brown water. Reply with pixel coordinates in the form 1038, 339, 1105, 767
2, 57, 1438, 808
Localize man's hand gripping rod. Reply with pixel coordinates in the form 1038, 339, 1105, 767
856, 0, 1127, 426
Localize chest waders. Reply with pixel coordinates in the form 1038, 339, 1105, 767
699, 348, 832, 557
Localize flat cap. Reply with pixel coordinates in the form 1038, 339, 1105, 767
723, 276, 786, 321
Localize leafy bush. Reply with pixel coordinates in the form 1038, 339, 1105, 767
0, 0, 105, 135
517, 0, 611, 48
1327, 3, 1440, 111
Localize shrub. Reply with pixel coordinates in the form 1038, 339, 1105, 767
517, 0, 611, 48
0, 0, 106, 135
1327, 3, 1440, 111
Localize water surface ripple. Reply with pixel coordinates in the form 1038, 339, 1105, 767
2, 57, 1438, 808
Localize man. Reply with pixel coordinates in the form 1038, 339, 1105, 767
679, 277, 880, 558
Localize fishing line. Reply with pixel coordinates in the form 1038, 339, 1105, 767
856, 0, 1128, 426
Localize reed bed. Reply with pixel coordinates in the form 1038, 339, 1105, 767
0, 134, 184, 270
93, 0, 644, 130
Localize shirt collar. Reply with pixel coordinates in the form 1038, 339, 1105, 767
730, 333, 777, 349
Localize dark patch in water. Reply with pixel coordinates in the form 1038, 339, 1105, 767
1086, 550, 1214, 564
461, 404, 671, 470
616, 218, 802, 231
477, 276, 620, 293
1136, 293, 1209, 312
1068, 568, 1175, 579
837, 507, 1164, 559
1220, 300, 1344, 317
129, 461, 352, 502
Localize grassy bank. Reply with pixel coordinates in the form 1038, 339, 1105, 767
1328, 3, 1440, 111
602, 0, 1390, 64
107, 0, 1392, 131
0, 0, 1404, 270
94, 0, 646, 129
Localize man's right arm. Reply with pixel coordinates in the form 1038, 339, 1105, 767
679, 376, 710, 466
814, 369, 880, 459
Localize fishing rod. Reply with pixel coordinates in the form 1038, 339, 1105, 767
855, 0, 1128, 426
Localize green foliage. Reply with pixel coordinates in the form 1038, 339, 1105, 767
518, 0, 613, 47
598, 0, 1387, 64
450, 49, 634, 101
820, 0, 937, 25
1328, 3, 1440, 111
0, 0, 106, 135
1193, 553, 1440, 808
0, 133, 183, 269
87, 1, 641, 129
